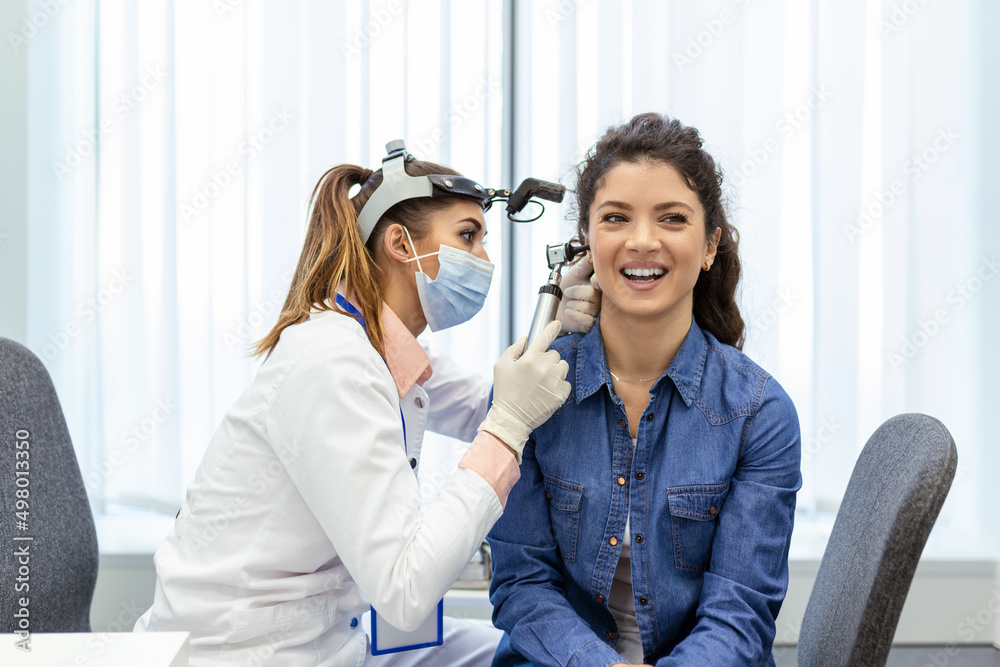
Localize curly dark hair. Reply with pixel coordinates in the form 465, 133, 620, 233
573, 112, 745, 349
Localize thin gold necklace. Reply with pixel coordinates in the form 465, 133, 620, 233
608, 369, 659, 383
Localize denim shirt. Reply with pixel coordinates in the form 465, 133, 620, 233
488, 317, 801, 667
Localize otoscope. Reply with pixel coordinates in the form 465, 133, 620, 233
525, 240, 590, 346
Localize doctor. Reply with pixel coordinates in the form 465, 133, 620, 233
135, 142, 598, 666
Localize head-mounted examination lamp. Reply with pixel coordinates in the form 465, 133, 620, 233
356, 140, 565, 243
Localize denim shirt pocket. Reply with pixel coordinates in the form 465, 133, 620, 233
667, 482, 730, 572
543, 474, 584, 563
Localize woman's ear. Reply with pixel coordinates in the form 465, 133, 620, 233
704, 227, 722, 269
382, 223, 412, 263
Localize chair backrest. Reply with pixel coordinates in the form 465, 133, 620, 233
797, 413, 957, 667
0, 338, 99, 632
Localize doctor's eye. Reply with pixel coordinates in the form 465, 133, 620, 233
600, 212, 629, 224
460, 229, 477, 242
661, 213, 689, 224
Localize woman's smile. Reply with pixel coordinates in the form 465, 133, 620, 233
620, 261, 669, 290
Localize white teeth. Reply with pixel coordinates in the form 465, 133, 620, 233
623, 267, 665, 278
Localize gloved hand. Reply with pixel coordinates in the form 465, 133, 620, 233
555, 256, 601, 334
479, 320, 570, 462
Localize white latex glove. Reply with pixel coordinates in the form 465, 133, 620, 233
555, 256, 601, 335
479, 320, 570, 462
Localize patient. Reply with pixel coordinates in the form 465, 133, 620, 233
488, 113, 801, 666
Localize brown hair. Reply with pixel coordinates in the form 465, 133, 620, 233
253, 157, 462, 359
573, 113, 745, 349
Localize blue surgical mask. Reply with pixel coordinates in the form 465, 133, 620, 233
402, 228, 494, 332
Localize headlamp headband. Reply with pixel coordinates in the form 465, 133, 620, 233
356, 140, 501, 243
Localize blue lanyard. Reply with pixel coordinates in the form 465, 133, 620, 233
335, 295, 407, 452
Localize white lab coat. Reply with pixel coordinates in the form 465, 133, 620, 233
135, 308, 502, 666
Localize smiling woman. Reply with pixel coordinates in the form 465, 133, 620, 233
488, 113, 802, 667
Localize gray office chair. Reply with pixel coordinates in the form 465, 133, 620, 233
0, 337, 99, 632
797, 413, 957, 667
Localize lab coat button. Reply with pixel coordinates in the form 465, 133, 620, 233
414, 397, 425, 408
409, 458, 417, 469
350, 618, 358, 628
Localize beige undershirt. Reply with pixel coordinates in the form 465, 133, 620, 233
608, 438, 643, 662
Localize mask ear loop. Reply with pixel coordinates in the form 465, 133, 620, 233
399, 226, 439, 274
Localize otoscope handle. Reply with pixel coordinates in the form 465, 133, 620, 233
526, 283, 563, 348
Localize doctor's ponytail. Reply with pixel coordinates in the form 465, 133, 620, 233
254, 158, 462, 359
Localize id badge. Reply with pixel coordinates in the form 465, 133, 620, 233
369, 600, 444, 655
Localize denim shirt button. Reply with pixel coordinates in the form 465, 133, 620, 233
709, 506, 718, 515
619, 419, 627, 429
616, 476, 625, 486
639, 596, 648, 605
635, 471, 644, 480
635, 534, 643, 543
646, 413, 653, 420
609, 537, 618, 546
596, 594, 605, 603
608, 630, 616, 640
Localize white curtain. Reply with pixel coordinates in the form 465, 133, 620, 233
509, 0, 994, 550
26, 0, 504, 514
25, 0, 999, 554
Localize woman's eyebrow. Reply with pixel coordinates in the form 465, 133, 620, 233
596, 200, 695, 212
653, 201, 695, 212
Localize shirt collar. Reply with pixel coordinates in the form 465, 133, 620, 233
379, 302, 433, 397
334, 291, 432, 398
573, 315, 706, 408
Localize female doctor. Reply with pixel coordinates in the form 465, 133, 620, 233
135, 142, 597, 666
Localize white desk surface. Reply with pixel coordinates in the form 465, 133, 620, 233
2, 631, 189, 666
